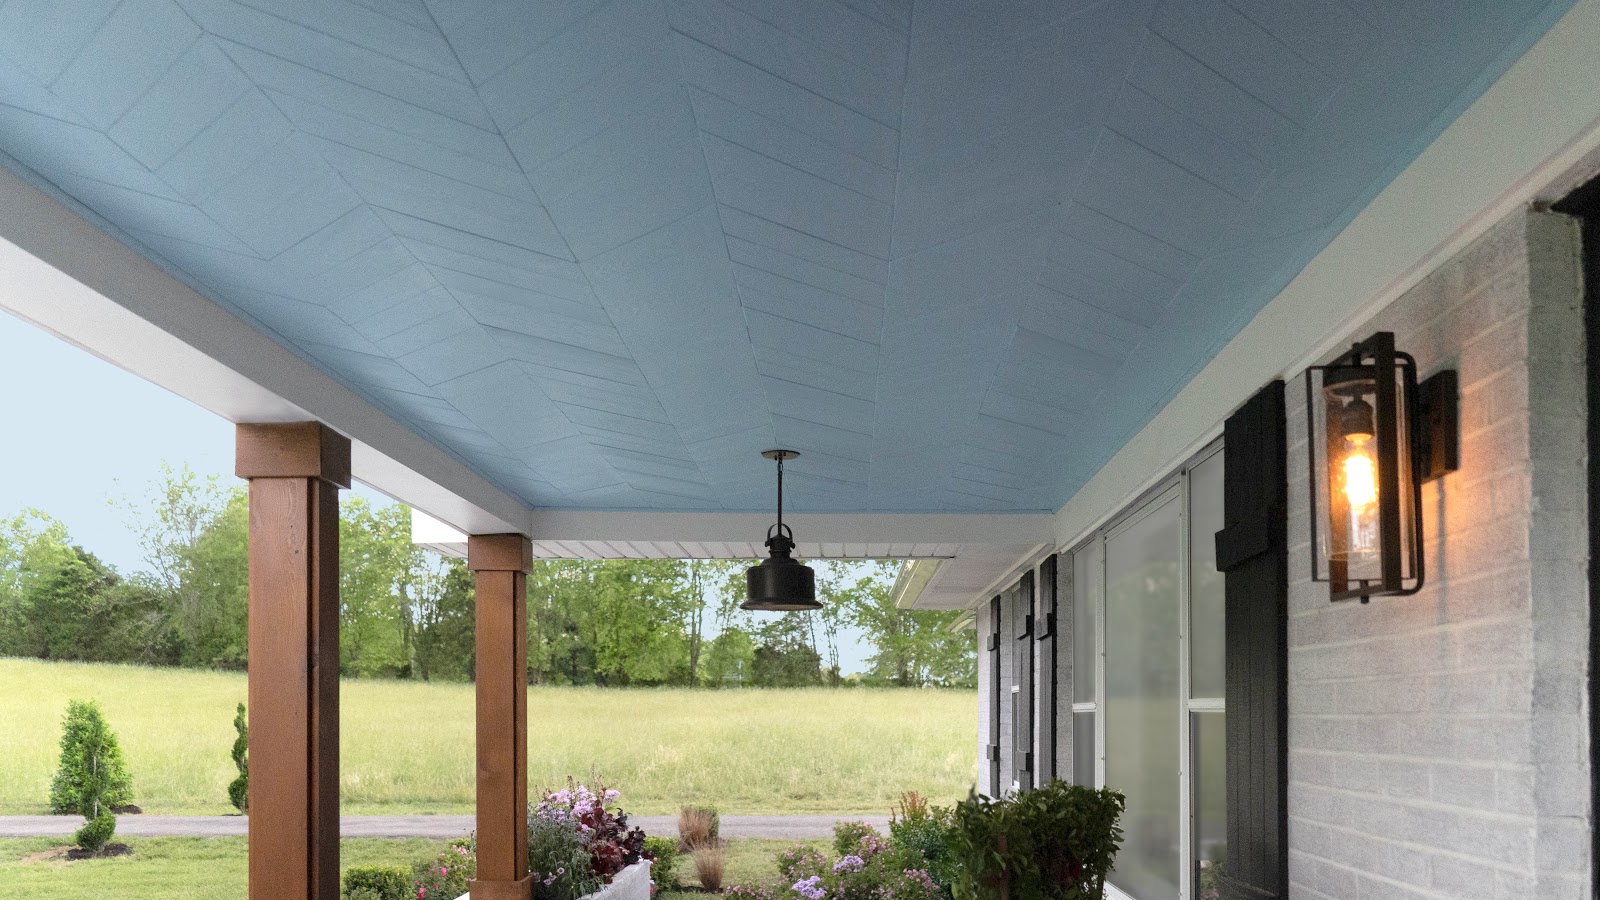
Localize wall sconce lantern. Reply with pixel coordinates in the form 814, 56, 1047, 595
1305, 331, 1458, 602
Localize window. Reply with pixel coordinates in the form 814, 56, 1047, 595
1069, 444, 1224, 900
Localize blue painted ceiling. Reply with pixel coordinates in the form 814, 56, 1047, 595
0, 0, 1572, 512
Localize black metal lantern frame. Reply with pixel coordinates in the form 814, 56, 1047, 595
1305, 331, 1457, 603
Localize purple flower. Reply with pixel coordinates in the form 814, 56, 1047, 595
793, 875, 827, 900
833, 855, 865, 874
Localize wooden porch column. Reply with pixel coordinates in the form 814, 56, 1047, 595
236, 422, 349, 900
469, 534, 533, 900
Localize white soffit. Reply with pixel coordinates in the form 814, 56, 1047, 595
1052, 0, 1600, 555
0, 166, 528, 536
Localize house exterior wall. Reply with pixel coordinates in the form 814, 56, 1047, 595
1284, 209, 1590, 900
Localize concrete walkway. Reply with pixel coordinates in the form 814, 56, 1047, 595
0, 814, 890, 840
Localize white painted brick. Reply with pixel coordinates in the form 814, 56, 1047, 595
1287, 208, 1589, 898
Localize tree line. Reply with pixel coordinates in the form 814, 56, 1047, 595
0, 465, 975, 688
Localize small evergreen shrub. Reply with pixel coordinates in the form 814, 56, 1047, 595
74, 810, 116, 853
643, 835, 679, 888
50, 700, 132, 853
343, 865, 410, 900
228, 703, 248, 813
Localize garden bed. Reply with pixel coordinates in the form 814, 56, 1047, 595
450, 860, 654, 900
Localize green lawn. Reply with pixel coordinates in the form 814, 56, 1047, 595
0, 658, 976, 816
0, 837, 812, 900
0, 837, 445, 900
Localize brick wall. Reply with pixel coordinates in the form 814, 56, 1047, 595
1284, 210, 1590, 899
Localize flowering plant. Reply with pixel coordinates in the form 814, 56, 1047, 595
411, 838, 475, 900
532, 778, 648, 886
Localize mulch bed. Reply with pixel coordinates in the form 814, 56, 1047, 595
19, 844, 134, 864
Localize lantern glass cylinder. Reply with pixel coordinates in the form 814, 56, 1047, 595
1306, 332, 1420, 600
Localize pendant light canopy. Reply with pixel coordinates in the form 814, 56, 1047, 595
742, 449, 819, 612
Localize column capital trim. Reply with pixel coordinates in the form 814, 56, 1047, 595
468, 534, 533, 573
236, 422, 352, 487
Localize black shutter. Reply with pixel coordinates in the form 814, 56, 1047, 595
1214, 380, 1289, 900
987, 594, 1002, 795
1014, 572, 1035, 788
1036, 555, 1059, 782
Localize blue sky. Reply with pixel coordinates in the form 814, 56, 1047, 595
0, 310, 876, 673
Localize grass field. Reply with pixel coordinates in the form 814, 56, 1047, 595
0, 658, 976, 816
0, 836, 810, 900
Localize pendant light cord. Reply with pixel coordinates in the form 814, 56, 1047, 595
776, 454, 785, 532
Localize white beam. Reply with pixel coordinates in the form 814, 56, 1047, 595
0, 165, 529, 536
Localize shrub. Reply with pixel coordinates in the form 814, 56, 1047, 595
74, 810, 116, 853
228, 703, 248, 813
777, 846, 828, 881
692, 842, 726, 891
50, 700, 132, 852
343, 865, 410, 900
643, 835, 679, 888
832, 820, 878, 857
948, 780, 1125, 900
412, 838, 475, 900
726, 885, 778, 900
678, 804, 719, 850
888, 793, 956, 892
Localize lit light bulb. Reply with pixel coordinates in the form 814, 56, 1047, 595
1342, 432, 1379, 560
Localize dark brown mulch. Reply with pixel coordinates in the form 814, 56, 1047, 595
65, 843, 133, 860
110, 804, 142, 815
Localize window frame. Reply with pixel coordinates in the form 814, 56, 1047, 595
1069, 441, 1224, 900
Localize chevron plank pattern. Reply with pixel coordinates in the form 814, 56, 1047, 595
0, 0, 1570, 511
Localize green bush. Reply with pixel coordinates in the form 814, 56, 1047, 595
50, 699, 132, 853
643, 835, 679, 888
948, 781, 1125, 900
74, 810, 116, 853
344, 865, 410, 900
49, 699, 132, 815
228, 703, 248, 813
889, 802, 957, 893
832, 820, 881, 857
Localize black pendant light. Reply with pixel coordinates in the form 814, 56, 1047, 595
742, 449, 819, 611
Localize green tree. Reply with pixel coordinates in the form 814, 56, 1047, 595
50, 700, 132, 851
699, 627, 755, 686
836, 561, 976, 687
413, 559, 474, 681
339, 497, 413, 676
117, 465, 248, 668
0, 510, 74, 657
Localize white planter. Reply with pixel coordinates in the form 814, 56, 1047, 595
452, 860, 652, 900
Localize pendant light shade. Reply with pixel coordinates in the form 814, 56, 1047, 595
742, 450, 820, 612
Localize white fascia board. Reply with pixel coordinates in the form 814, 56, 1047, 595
0, 165, 529, 536
1053, 0, 1600, 552
525, 510, 1055, 546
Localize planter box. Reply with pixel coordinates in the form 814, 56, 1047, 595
453, 860, 652, 900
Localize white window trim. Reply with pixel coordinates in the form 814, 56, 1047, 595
1070, 442, 1224, 900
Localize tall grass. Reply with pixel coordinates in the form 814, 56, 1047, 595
0, 658, 976, 816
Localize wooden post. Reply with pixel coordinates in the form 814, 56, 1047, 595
236, 422, 349, 900
469, 534, 533, 900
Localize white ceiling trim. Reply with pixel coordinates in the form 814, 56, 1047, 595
0, 165, 529, 536
1050, 0, 1600, 559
